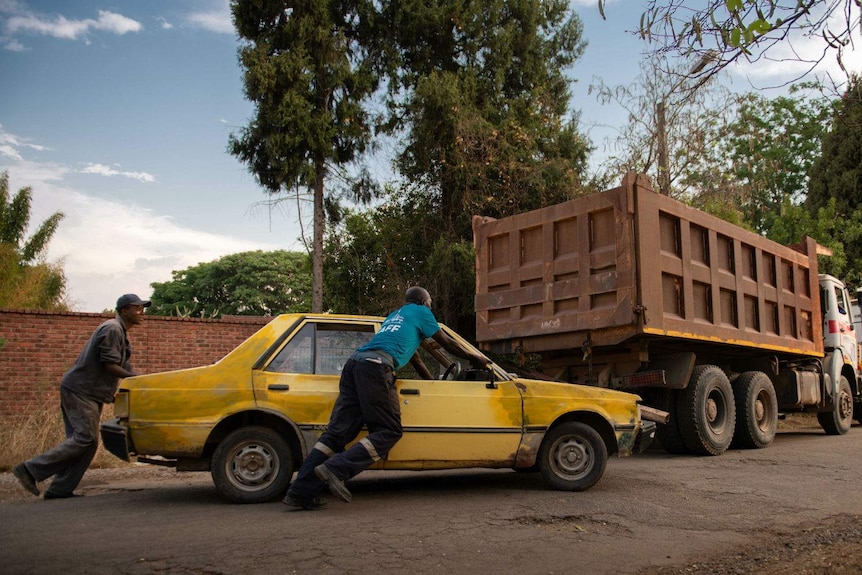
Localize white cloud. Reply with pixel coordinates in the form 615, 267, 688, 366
3, 38, 24, 51
2, 7, 141, 41
187, 1, 233, 35
80, 163, 156, 183
4, 164, 280, 313
0, 124, 49, 160
0, 125, 282, 312
156, 16, 173, 30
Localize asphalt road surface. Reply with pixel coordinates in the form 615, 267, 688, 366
2, 415, 862, 575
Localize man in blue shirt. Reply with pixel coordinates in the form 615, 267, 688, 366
284, 286, 488, 510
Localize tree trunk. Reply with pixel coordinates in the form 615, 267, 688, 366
312, 163, 325, 313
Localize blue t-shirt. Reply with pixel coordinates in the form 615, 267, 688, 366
358, 303, 440, 369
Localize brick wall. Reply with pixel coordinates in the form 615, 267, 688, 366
0, 310, 272, 419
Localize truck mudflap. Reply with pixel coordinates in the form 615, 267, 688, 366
100, 418, 132, 462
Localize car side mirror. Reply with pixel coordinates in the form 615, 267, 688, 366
485, 368, 497, 390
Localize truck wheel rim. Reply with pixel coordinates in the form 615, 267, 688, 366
839, 392, 853, 420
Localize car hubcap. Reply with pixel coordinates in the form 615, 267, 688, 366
230, 442, 275, 488
553, 437, 592, 478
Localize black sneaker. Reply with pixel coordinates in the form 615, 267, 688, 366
282, 493, 327, 511
314, 464, 352, 503
44, 491, 82, 500
12, 463, 39, 497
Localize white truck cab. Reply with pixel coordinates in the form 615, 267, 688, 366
820, 275, 862, 417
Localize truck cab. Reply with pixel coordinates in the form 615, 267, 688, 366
819, 275, 862, 419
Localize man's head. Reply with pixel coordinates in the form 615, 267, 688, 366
116, 293, 151, 327
405, 286, 432, 308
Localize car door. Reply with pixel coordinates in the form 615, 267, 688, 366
381, 335, 524, 468
252, 319, 376, 426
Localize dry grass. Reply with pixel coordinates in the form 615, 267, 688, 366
0, 400, 132, 472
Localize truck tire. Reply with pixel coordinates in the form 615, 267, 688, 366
211, 426, 294, 504
817, 376, 853, 435
731, 371, 778, 449
654, 390, 688, 454
677, 365, 735, 455
538, 421, 607, 491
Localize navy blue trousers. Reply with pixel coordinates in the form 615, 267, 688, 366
288, 357, 403, 500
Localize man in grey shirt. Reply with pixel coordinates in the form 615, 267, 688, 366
12, 293, 150, 499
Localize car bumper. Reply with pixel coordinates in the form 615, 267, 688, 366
634, 420, 657, 454
100, 418, 132, 462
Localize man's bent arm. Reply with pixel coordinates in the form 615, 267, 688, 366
431, 330, 489, 368
104, 363, 138, 379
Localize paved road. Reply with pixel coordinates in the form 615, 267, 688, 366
3, 417, 862, 575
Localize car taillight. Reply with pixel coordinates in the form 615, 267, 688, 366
112, 390, 129, 419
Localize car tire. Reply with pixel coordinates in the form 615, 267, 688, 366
211, 426, 294, 504
537, 421, 607, 491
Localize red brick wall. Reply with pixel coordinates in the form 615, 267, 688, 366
0, 310, 272, 419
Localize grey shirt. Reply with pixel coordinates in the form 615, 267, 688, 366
60, 316, 132, 404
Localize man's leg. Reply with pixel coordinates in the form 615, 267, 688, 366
321, 361, 402, 485
24, 388, 102, 497
285, 360, 364, 505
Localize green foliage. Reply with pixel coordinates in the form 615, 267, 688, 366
149, 250, 312, 318
806, 76, 862, 287
0, 171, 64, 264
0, 171, 67, 310
229, 0, 381, 311
380, 0, 592, 239
324, 186, 478, 335
807, 76, 862, 213
719, 83, 832, 234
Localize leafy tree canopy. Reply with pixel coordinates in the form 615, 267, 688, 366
150, 250, 312, 318
0, 171, 67, 310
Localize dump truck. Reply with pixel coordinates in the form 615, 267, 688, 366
473, 172, 862, 455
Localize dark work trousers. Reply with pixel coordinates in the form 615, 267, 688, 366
288, 356, 403, 500
23, 387, 103, 496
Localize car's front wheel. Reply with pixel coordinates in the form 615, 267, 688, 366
537, 421, 608, 491
211, 426, 293, 504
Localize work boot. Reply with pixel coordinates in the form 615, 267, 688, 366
314, 464, 352, 503
282, 493, 327, 511
12, 463, 39, 497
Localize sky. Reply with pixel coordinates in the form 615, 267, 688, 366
1, 0, 859, 312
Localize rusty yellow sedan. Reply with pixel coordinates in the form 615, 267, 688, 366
101, 314, 656, 503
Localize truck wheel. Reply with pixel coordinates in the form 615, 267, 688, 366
731, 371, 777, 449
211, 426, 294, 504
538, 421, 607, 491
677, 365, 735, 456
817, 376, 853, 435
654, 390, 688, 454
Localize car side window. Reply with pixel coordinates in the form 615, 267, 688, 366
266, 322, 374, 375
316, 325, 374, 375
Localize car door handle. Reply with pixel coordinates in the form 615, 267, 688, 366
400, 389, 420, 395
268, 384, 290, 391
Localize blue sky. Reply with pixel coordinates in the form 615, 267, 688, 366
1, 1, 857, 312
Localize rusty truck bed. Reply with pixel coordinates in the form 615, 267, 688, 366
473, 172, 823, 360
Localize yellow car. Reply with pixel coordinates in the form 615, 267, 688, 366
101, 314, 656, 503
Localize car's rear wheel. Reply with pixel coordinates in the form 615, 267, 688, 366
211, 426, 293, 504
537, 421, 607, 491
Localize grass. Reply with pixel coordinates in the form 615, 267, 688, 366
0, 400, 132, 472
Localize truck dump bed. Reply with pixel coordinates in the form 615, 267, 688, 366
473, 173, 823, 359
